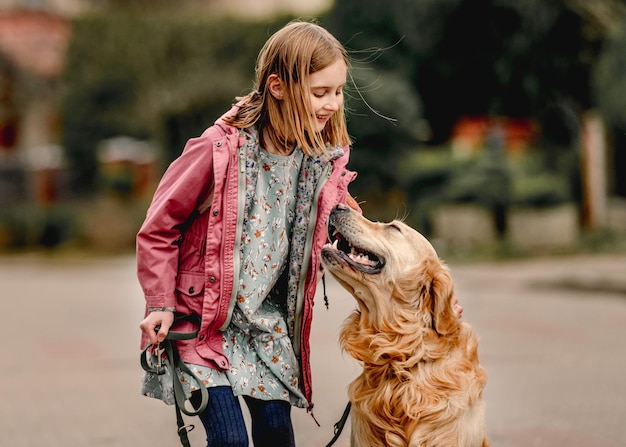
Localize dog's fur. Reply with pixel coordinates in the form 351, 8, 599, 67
321, 204, 488, 447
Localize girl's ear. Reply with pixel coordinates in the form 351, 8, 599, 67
267, 74, 285, 100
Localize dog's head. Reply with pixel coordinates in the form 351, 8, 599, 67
321, 204, 457, 335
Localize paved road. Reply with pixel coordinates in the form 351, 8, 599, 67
1, 252, 625, 447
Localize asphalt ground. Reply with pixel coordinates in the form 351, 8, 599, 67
1, 252, 625, 447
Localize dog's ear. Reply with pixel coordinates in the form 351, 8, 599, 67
420, 258, 457, 336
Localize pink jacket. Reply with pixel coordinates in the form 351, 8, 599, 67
137, 107, 357, 406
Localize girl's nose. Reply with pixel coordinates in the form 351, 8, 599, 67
325, 97, 340, 111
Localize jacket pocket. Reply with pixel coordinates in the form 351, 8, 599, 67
175, 271, 205, 298
175, 271, 204, 316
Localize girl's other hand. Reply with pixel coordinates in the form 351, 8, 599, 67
140, 311, 174, 345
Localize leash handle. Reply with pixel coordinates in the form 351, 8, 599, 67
140, 313, 210, 416
140, 313, 209, 447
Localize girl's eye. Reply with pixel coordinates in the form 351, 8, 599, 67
313, 88, 342, 98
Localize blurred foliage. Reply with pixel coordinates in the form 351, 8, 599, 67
508, 149, 580, 208
60, 13, 292, 191
322, 0, 615, 211
343, 67, 425, 194
0, 204, 79, 250
443, 151, 511, 208
596, 22, 626, 129
0, 197, 151, 252
394, 143, 579, 233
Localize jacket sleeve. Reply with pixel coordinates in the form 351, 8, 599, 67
136, 134, 216, 309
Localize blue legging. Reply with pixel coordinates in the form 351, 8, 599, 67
190, 386, 296, 447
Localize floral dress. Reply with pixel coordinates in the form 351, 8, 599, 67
142, 126, 307, 408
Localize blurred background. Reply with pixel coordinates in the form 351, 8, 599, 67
0, 0, 625, 258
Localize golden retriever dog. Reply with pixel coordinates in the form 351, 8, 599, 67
321, 204, 488, 447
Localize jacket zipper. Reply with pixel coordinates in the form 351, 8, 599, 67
219, 141, 247, 331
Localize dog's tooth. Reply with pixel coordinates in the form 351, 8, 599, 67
332, 240, 339, 249
347, 251, 377, 267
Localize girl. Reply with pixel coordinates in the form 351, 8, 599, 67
137, 20, 357, 447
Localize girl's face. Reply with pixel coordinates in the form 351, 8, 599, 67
308, 57, 347, 133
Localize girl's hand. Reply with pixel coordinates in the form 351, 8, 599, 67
452, 296, 464, 319
140, 311, 174, 345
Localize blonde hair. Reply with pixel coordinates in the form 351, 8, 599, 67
224, 20, 351, 156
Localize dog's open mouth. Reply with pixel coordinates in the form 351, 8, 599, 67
324, 221, 384, 274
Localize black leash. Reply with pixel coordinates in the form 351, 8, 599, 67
140, 314, 209, 447
325, 402, 351, 447
322, 273, 351, 446
323, 273, 330, 309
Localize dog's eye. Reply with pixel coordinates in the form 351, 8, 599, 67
387, 223, 402, 233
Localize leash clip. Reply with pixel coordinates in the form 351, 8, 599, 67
153, 343, 167, 375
